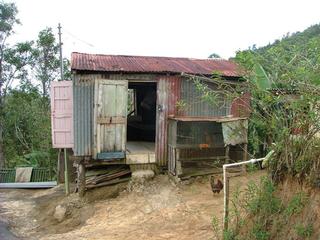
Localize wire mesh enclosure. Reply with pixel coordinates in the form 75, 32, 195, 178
168, 119, 228, 178
168, 117, 248, 179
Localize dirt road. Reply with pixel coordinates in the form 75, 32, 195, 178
0, 221, 20, 240
0, 171, 266, 240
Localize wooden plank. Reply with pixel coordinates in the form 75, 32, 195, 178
86, 169, 110, 177
97, 117, 112, 124
86, 170, 130, 185
104, 125, 116, 151
173, 144, 225, 149
126, 141, 155, 154
115, 123, 122, 153
178, 156, 227, 162
84, 159, 126, 167
86, 177, 130, 189
179, 169, 223, 179
120, 83, 127, 152
113, 117, 126, 124
0, 181, 57, 189
97, 152, 125, 160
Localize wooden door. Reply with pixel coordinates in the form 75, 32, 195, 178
94, 80, 128, 159
50, 81, 73, 149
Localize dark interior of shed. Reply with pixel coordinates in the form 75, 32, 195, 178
127, 82, 157, 145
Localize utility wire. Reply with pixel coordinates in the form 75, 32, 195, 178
64, 29, 95, 48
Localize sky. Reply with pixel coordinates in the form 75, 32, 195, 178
6, 0, 320, 60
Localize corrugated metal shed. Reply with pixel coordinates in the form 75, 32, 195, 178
70, 53, 246, 170
71, 52, 240, 77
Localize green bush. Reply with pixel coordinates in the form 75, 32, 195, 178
225, 177, 312, 240
285, 192, 308, 218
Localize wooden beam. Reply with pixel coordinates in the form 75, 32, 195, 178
225, 145, 230, 164
86, 177, 130, 189
96, 151, 125, 160
77, 163, 86, 197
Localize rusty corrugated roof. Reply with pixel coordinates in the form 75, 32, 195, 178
71, 52, 241, 77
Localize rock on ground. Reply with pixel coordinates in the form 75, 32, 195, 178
131, 170, 155, 183
53, 205, 67, 222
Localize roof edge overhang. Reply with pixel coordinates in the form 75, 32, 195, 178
71, 69, 242, 80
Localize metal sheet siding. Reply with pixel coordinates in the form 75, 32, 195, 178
73, 74, 95, 156
231, 92, 251, 117
180, 80, 231, 117
155, 76, 180, 167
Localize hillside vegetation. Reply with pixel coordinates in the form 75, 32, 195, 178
220, 24, 320, 240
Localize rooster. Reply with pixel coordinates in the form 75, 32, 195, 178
210, 176, 223, 194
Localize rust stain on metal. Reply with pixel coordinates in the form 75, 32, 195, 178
155, 75, 181, 167
168, 116, 247, 122
71, 52, 240, 77
230, 92, 251, 118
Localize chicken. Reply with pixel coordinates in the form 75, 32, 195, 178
210, 176, 223, 194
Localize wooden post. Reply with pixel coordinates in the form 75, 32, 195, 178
78, 162, 86, 197
64, 148, 70, 195
225, 145, 230, 163
243, 143, 248, 161
242, 143, 248, 173
223, 166, 230, 232
176, 149, 182, 176
57, 148, 61, 184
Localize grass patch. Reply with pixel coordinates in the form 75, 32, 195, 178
215, 177, 313, 240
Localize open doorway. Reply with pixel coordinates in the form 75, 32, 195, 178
126, 82, 156, 156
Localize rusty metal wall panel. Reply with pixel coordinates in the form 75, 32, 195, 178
50, 81, 73, 148
155, 76, 180, 167
71, 52, 240, 77
180, 80, 231, 117
231, 92, 251, 117
73, 74, 95, 156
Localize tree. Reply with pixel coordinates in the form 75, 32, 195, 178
208, 53, 221, 59
3, 41, 34, 92
0, 2, 20, 168
33, 28, 60, 98
3, 86, 54, 168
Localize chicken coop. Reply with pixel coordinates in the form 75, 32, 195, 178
168, 117, 248, 179
51, 52, 251, 187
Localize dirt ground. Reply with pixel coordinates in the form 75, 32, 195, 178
0, 170, 266, 240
